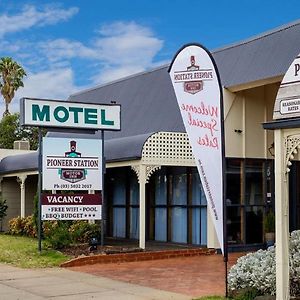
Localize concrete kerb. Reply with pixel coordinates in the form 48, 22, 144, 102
61, 247, 216, 268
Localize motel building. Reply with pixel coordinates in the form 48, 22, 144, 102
1, 20, 300, 254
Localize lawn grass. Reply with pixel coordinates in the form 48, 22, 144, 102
194, 297, 228, 300
0, 234, 70, 268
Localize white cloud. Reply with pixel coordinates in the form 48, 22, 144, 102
15, 68, 79, 100
0, 68, 84, 117
0, 5, 79, 37
0, 16, 165, 116
91, 65, 145, 84
39, 39, 98, 62
92, 21, 164, 83
35, 21, 165, 85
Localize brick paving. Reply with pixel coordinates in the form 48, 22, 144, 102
70, 252, 243, 298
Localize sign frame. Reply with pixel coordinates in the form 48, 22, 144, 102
20, 97, 121, 131
20, 97, 120, 253
41, 193, 102, 221
42, 137, 102, 191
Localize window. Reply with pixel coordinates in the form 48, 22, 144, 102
154, 171, 167, 241
226, 159, 272, 245
149, 167, 207, 245
111, 171, 126, 238
130, 175, 139, 239
108, 167, 139, 240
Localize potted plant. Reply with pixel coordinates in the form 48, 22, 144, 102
264, 210, 275, 247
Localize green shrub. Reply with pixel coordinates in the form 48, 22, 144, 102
44, 221, 72, 249
8, 216, 101, 250
69, 221, 101, 243
33, 193, 38, 230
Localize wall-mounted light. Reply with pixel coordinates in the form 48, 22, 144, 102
234, 129, 243, 133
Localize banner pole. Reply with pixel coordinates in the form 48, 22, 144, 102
220, 89, 228, 297
101, 130, 105, 247
38, 128, 43, 252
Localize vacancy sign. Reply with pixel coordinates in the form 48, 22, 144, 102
41, 194, 102, 220
20, 98, 121, 131
168, 44, 225, 253
43, 137, 102, 191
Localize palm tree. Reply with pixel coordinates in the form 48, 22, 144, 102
0, 57, 26, 117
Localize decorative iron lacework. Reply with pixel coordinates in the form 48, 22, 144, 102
285, 135, 300, 173
131, 165, 161, 183
142, 132, 194, 165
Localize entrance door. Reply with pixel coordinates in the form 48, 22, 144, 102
289, 162, 300, 231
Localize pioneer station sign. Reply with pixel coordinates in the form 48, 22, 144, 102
42, 137, 102, 190
20, 98, 121, 130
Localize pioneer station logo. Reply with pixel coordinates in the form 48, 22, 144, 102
46, 140, 99, 183
173, 56, 213, 94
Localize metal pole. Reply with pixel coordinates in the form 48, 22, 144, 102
101, 130, 105, 246
38, 128, 43, 252
220, 96, 228, 297
224, 201, 228, 297
216, 68, 228, 296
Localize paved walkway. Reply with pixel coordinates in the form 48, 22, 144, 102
0, 263, 190, 300
70, 253, 242, 298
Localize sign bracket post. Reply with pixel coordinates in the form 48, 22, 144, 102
38, 127, 43, 252
101, 130, 105, 247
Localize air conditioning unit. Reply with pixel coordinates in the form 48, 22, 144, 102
13, 140, 30, 150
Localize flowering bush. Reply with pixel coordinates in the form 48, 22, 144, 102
290, 230, 300, 295
8, 216, 26, 235
228, 230, 300, 297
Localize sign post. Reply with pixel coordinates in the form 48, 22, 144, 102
168, 43, 227, 295
38, 128, 42, 252
101, 130, 105, 247
20, 97, 121, 252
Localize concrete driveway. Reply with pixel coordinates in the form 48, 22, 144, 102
0, 263, 190, 300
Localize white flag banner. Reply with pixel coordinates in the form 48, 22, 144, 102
168, 44, 225, 253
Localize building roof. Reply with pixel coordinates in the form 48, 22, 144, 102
214, 19, 300, 88
1, 20, 300, 174
0, 152, 38, 174
69, 20, 300, 141
0, 132, 153, 175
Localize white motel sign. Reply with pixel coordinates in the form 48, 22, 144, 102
20, 98, 121, 130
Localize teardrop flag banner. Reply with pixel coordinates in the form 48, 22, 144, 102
168, 44, 226, 254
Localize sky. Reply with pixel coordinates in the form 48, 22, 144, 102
0, 0, 300, 116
